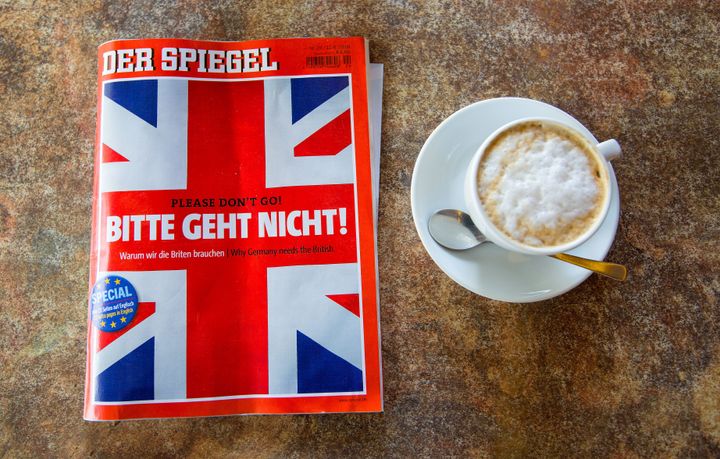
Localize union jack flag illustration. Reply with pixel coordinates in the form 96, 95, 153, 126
87, 66, 378, 419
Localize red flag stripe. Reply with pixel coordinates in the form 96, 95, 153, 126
293, 110, 351, 157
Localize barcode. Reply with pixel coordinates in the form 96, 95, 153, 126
306, 55, 351, 68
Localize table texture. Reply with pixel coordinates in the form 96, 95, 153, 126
1, 1, 719, 457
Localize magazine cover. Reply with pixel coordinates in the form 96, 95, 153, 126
84, 37, 383, 420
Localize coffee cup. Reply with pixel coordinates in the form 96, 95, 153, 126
464, 118, 621, 256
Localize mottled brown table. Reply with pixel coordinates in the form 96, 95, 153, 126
2, 1, 719, 457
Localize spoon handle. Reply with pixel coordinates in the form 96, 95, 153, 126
551, 253, 627, 281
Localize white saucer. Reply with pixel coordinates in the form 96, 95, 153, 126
411, 98, 620, 302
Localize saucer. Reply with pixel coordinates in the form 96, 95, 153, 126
410, 98, 620, 302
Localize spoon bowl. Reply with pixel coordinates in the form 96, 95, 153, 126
427, 209, 486, 250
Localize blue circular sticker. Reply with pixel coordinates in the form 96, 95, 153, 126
90, 275, 138, 332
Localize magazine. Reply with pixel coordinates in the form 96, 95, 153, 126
84, 37, 383, 420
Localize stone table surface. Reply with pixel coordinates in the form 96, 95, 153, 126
1, 1, 719, 457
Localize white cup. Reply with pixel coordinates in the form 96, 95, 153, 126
464, 117, 621, 256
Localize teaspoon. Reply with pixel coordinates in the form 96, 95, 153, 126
428, 209, 627, 281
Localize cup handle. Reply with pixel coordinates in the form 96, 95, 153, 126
597, 139, 621, 161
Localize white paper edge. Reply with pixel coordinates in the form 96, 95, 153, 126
367, 60, 384, 411
368, 63, 383, 230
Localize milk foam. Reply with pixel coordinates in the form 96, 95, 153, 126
478, 122, 606, 247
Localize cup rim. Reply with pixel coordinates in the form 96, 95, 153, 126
466, 117, 613, 255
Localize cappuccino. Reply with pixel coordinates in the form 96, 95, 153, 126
477, 121, 608, 247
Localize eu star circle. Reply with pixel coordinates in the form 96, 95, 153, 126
89, 275, 139, 332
